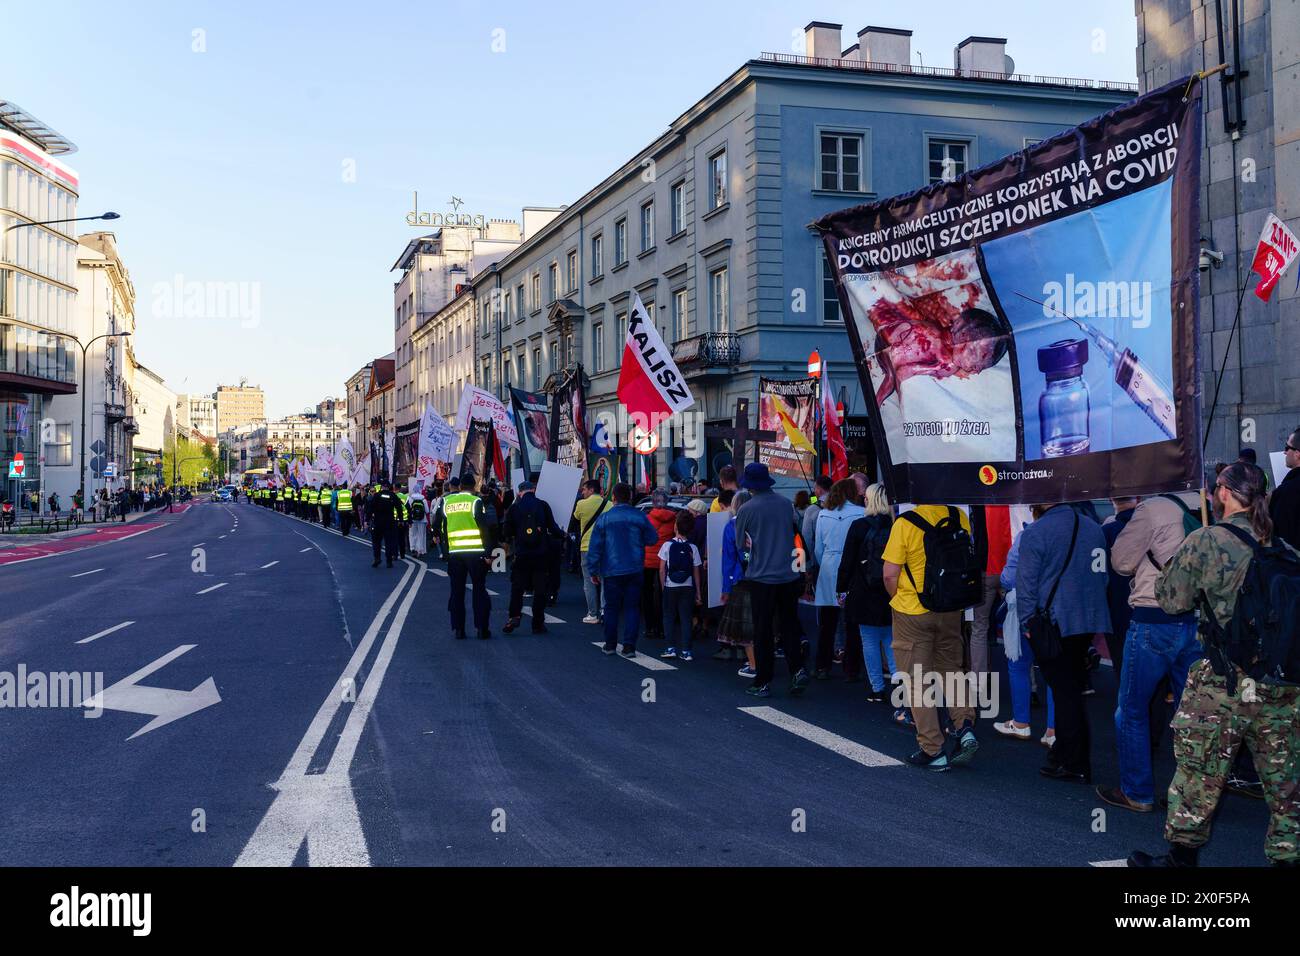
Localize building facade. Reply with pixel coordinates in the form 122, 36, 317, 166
344, 363, 371, 450
411, 286, 476, 426
215, 383, 264, 433
0, 102, 79, 508
130, 361, 175, 482
1137, 0, 1299, 469
470, 25, 1135, 486
364, 355, 395, 470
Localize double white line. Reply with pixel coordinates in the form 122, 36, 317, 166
235, 557, 426, 867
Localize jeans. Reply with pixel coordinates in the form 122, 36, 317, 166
1115, 618, 1201, 804
662, 585, 695, 651
582, 552, 601, 618
1008, 638, 1056, 727
859, 624, 897, 692
602, 573, 641, 651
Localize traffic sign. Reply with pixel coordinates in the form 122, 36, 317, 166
104, 462, 118, 478
8, 452, 24, 478
630, 426, 659, 455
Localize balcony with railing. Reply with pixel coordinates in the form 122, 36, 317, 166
671, 332, 740, 376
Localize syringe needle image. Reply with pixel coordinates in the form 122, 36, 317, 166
1013, 290, 1178, 440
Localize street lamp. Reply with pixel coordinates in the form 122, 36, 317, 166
4, 211, 120, 234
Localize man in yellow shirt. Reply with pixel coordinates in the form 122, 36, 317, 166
709, 465, 738, 513
572, 479, 609, 624
882, 504, 980, 771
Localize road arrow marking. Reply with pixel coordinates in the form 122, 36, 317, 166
78, 620, 134, 644
81, 644, 221, 740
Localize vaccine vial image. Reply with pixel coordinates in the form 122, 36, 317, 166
1037, 338, 1091, 457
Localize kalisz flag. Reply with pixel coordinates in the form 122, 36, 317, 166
1250, 213, 1299, 302
616, 292, 694, 432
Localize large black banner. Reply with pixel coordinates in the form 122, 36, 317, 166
458, 418, 492, 486
815, 77, 1202, 504
510, 387, 550, 480
548, 367, 588, 473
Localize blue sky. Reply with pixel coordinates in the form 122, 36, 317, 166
2, 0, 1138, 417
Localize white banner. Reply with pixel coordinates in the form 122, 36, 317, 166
417, 403, 455, 479
455, 384, 519, 449
352, 452, 371, 487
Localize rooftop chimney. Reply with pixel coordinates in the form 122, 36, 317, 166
858, 26, 912, 67
954, 35, 1009, 75
804, 21, 843, 60
840, 42, 860, 61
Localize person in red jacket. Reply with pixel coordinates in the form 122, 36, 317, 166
970, 505, 1012, 676
642, 488, 678, 642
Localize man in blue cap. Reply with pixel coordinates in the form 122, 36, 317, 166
734, 462, 809, 698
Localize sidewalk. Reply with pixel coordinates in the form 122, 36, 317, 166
0, 501, 200, 564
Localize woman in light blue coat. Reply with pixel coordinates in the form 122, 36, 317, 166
811, 478, 865, 678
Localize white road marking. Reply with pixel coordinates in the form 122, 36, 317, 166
738, 706, 903, 768
1090, 859, 1129, 867
299, 547, 312, 553
465, 584, 500, 596
71, 568, 104, 578
237, 560, 424, 867
78, 620, 134, 644
194, 542, 205, 547
521, 608, 565, 624
260, 561, 279, 569
81, 644, 221, 740
196, 582, 227, 594
430, 567, 447, 576
591, 642, 677, 671
145, 553, 167, 560
219, 535, 227, 539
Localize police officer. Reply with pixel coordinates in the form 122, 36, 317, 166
430, 476, 459, 560
502, 479, 562, 634
395, 489, 410, 560
439, 474, 494, 640
337, 483, 355, 536
366, 479, 402, 568
1129, 461, 1300, 867
320, 483, 334, 527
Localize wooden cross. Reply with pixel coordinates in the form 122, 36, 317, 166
704, 398, 777, 472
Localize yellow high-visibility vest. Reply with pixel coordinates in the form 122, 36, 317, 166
443, 492, 484, 554
337, 489, 353, 512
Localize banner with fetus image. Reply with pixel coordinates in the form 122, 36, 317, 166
815, 76, 1203, 504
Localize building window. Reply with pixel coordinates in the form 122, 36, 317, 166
565, 332, 574, 367
672, 288, 688, 341
821, 248, 842, 324
614, 217, 627, 266
640, 200, 654, 251
592, 322, 604, 373
532, 348, 541, 389
502, 290, 512, 327
482, 357, 491, 389
502, 354, 512, 391
591, 234, 603, 277
516, 284, 525, 320
566, 250, 578, 292
670, 180, 685, 235
820, 132, 864, 192
709, 266, 729, 332
928, 139, 969, 184
549, 340, 558, 373
530, 273, 540, 309
708, 149, 727, 208
46, 423, 72, 466
549, 263, 559, 302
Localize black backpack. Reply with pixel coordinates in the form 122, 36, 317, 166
666, 539, 694, 585
515, 501, 548, 553
1198, 524, 1300, 689
900, 507, 982, 612
409, 497, 427, 521
851, 517, 891, 589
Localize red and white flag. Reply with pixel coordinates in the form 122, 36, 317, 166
821, 366, 849, 481
616, 293, 694, 433
1251, 213, 1299, 302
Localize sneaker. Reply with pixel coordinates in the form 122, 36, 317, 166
601, 644, 617, 655
502, 617, 520, 634
582, 615, 600, 625
660, 647, 678, 659
737, 664, 757, 678
948, 723, 979, 766
865, 686, 887, 703
789, 668, 810, 697
1040, 732, 1056, 747
677, 650, 693, 662
906, 749, 950, 772
745, 684, 771, 698
993, 720, 1032, 740
893, 708, 915, 729
619, 645, 637, 658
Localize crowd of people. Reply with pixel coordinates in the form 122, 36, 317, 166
247, 430, 1300, 868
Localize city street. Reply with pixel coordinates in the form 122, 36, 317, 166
0, 499, 1273, 867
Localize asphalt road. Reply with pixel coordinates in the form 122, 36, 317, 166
0, 498, 1273, 866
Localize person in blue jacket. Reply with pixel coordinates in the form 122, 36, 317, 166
588, 481, 658, 658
